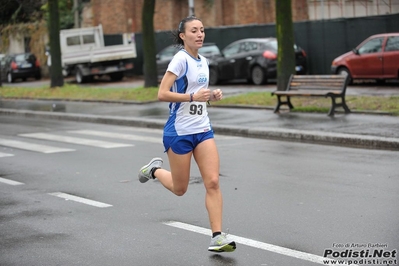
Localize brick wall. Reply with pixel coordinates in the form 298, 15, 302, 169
86, 0, 309, 34
92, 0, 135, 34
153, 0, 186, 32
293, 0, 309, 21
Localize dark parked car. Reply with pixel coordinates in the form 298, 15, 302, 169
209, 38, 307, 85
0, 52, 41, 83
331, 33, 399, 84
156, 43, 222, 79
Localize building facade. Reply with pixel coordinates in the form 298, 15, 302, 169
308, 0, 399, 20
84, 0, 399, 34
86, 0, 309, 34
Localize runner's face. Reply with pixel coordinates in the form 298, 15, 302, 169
180, 19, 205, 51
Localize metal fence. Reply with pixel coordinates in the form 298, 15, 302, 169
124, 13, 399, 76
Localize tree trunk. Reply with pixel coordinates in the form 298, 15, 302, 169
275, 0, 295, 91
48, 0, 64, 88
142, 0, 158, 88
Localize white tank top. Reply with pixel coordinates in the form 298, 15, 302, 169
163, 50, 212, 136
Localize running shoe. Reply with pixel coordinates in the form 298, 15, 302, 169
138, 157, 163, 183
208, 234, 236, 252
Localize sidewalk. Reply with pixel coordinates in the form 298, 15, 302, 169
1, 98, 398, 151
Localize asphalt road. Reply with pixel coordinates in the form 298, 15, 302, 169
1, 116, 398, 266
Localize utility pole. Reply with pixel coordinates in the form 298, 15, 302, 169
188, 0, 195, 16
74, 0, 80, 28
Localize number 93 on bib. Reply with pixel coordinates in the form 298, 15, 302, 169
183, 102, 206, 116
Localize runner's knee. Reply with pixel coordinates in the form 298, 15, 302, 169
174, 187, 188, 196
204, 176, 220, 191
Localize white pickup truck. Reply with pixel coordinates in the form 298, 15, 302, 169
53, 25, 137, 83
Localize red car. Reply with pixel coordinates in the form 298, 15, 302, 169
331, 33, 399, 84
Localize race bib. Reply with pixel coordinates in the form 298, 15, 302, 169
183, 102, 206, 116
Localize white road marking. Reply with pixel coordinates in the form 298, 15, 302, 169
122, 127, 164, 134
0, 139, 75, 153
19, 133, 133, 148
0, 152, 14, 158
69, 130, 162, 144
48, 192, 112, 208
0, 177, 24, 185
164, 221, 354, 266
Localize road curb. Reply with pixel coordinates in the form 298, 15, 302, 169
213, 125, 399, 151
1, 97, 395, 116
1, 108, 398, 151
209, 104, 396, 116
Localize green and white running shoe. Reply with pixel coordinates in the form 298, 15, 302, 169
208, 234, 236, 252
138, 157, 163, 183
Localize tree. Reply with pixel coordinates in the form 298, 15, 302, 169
48, 0, 64, 87
275, 0, 295, 91
141, 0, 158, 88
0, 0, 45, 25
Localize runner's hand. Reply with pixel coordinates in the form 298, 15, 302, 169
194, 88, 211, 102
211, 89, 223, 101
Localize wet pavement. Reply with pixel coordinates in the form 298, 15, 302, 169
1, 97, 398, 151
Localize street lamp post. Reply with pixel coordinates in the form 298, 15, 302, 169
188, 0, 194, 16
74, 0, 80, 28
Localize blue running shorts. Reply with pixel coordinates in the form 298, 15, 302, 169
163, 130, 214, 155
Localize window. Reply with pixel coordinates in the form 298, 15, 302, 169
223, 43, 240, 57
15, 54, 27, 63
67, 36, 81, 46
241, 42, 258, 52
358, 38, 383, 54
199, 45, 221, 56
158, 46, 179, 60
385, 36, 399, 52
267, 40, 278, 50
24, 37, 31, 53
82, 34, 95, 44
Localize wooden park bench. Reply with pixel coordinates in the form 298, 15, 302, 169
271, 75, 351, 116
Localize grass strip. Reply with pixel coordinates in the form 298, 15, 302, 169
1, 86, 398, 115
214, 92, 399, 115
0, 84, 159, 102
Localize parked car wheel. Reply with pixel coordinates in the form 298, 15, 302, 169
209, 67, 219, 86
7, 72, 13, 83
251, 65, 267, 85
337, 67, 352, 84
75, 68, 91, 83
76, 69, 84, 83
